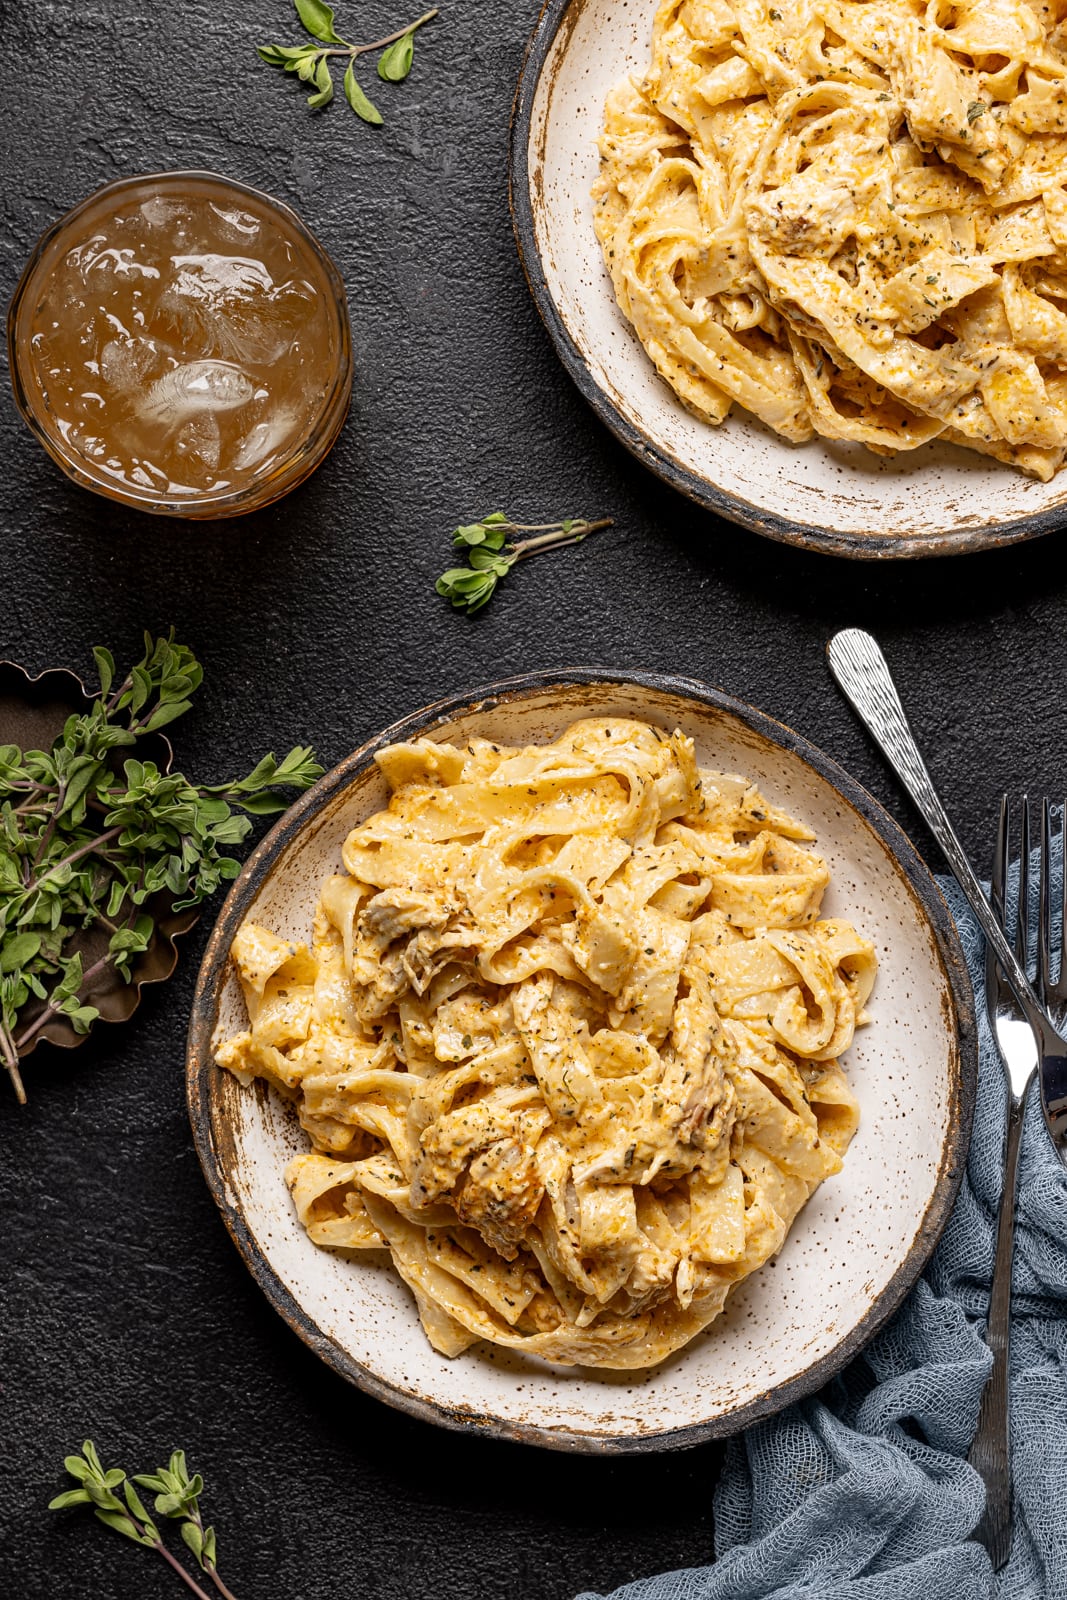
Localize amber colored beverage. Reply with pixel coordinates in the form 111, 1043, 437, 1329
8, 172, 351, 517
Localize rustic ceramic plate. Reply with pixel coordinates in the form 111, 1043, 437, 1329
187, 670, 976, 1452
510, 0, 1067, 558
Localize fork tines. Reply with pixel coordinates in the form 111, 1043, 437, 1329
1038, 798, 1067, 1009
996, 796, 1067, 1004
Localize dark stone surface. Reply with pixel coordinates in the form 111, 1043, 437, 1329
2, 3, 1066, 1597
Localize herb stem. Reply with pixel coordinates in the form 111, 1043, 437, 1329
510, 521, 585, 532
10, 779, 50, 805
321, 7, 438, 57
105, 674, 133, 715
204, 1562, 241, 1600
13, 951, 114, 1052
185, 1502, 239, 1600
32, 785, 66, 868
0, 1019, 27, 1105
512, 533, 588, 560
511, 519, 614, 560
152, 1537, 217, 1600
34, 825, 124, 888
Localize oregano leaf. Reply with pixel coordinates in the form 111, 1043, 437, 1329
181, 1521, 205, 1564
93, 647, 115, 697
294, 0, 342, 43
344, 64, 383, 124
378, 30, 415, 82
92, 1509, 145, 1544
48, 1489, 92, 1510
1, 932, 42, 973
307, 56, 334, 107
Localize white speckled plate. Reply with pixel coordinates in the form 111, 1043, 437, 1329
509, 0, 1067, 557
187, 671, 976, 1452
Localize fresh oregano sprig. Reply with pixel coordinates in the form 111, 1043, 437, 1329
50, 1442, 239, 1600
0, 633, 322, 1104
435, 512, 614, 615
134, 1452, 221, 1581
258, 0, 438, 124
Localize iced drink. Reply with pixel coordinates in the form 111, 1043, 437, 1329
9, 172, 351, 516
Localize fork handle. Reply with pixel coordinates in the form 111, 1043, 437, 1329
827, 630, 1045, 1034
968, 1086, 1026, 1572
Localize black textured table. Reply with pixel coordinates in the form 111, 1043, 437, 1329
2, 4, 1065, 1598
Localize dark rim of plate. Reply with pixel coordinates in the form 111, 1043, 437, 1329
187, 668, 978, 1454
507, 0, 1067, 560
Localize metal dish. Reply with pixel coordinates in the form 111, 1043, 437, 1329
509, 0, 1067, 558
187, 669, 976, 1451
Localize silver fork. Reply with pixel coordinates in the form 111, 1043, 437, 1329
827, 629, 1067, 1155
966, 797, 1046, 1570
827, 631, 1067, 1568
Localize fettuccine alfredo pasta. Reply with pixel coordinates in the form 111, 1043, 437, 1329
594, 0, 1067, 478
218, 719, 876, 1369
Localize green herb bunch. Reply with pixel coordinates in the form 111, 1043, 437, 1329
435, 512, 613, 615
258, 0, 438, 125
0, 634, 322, 1104
51, 1442, 239, 1600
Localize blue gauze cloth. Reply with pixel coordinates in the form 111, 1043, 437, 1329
577, 880, 1067, 1600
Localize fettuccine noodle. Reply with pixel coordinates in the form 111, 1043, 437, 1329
594, 0, 1067, 478
218, 720, 876, 1369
